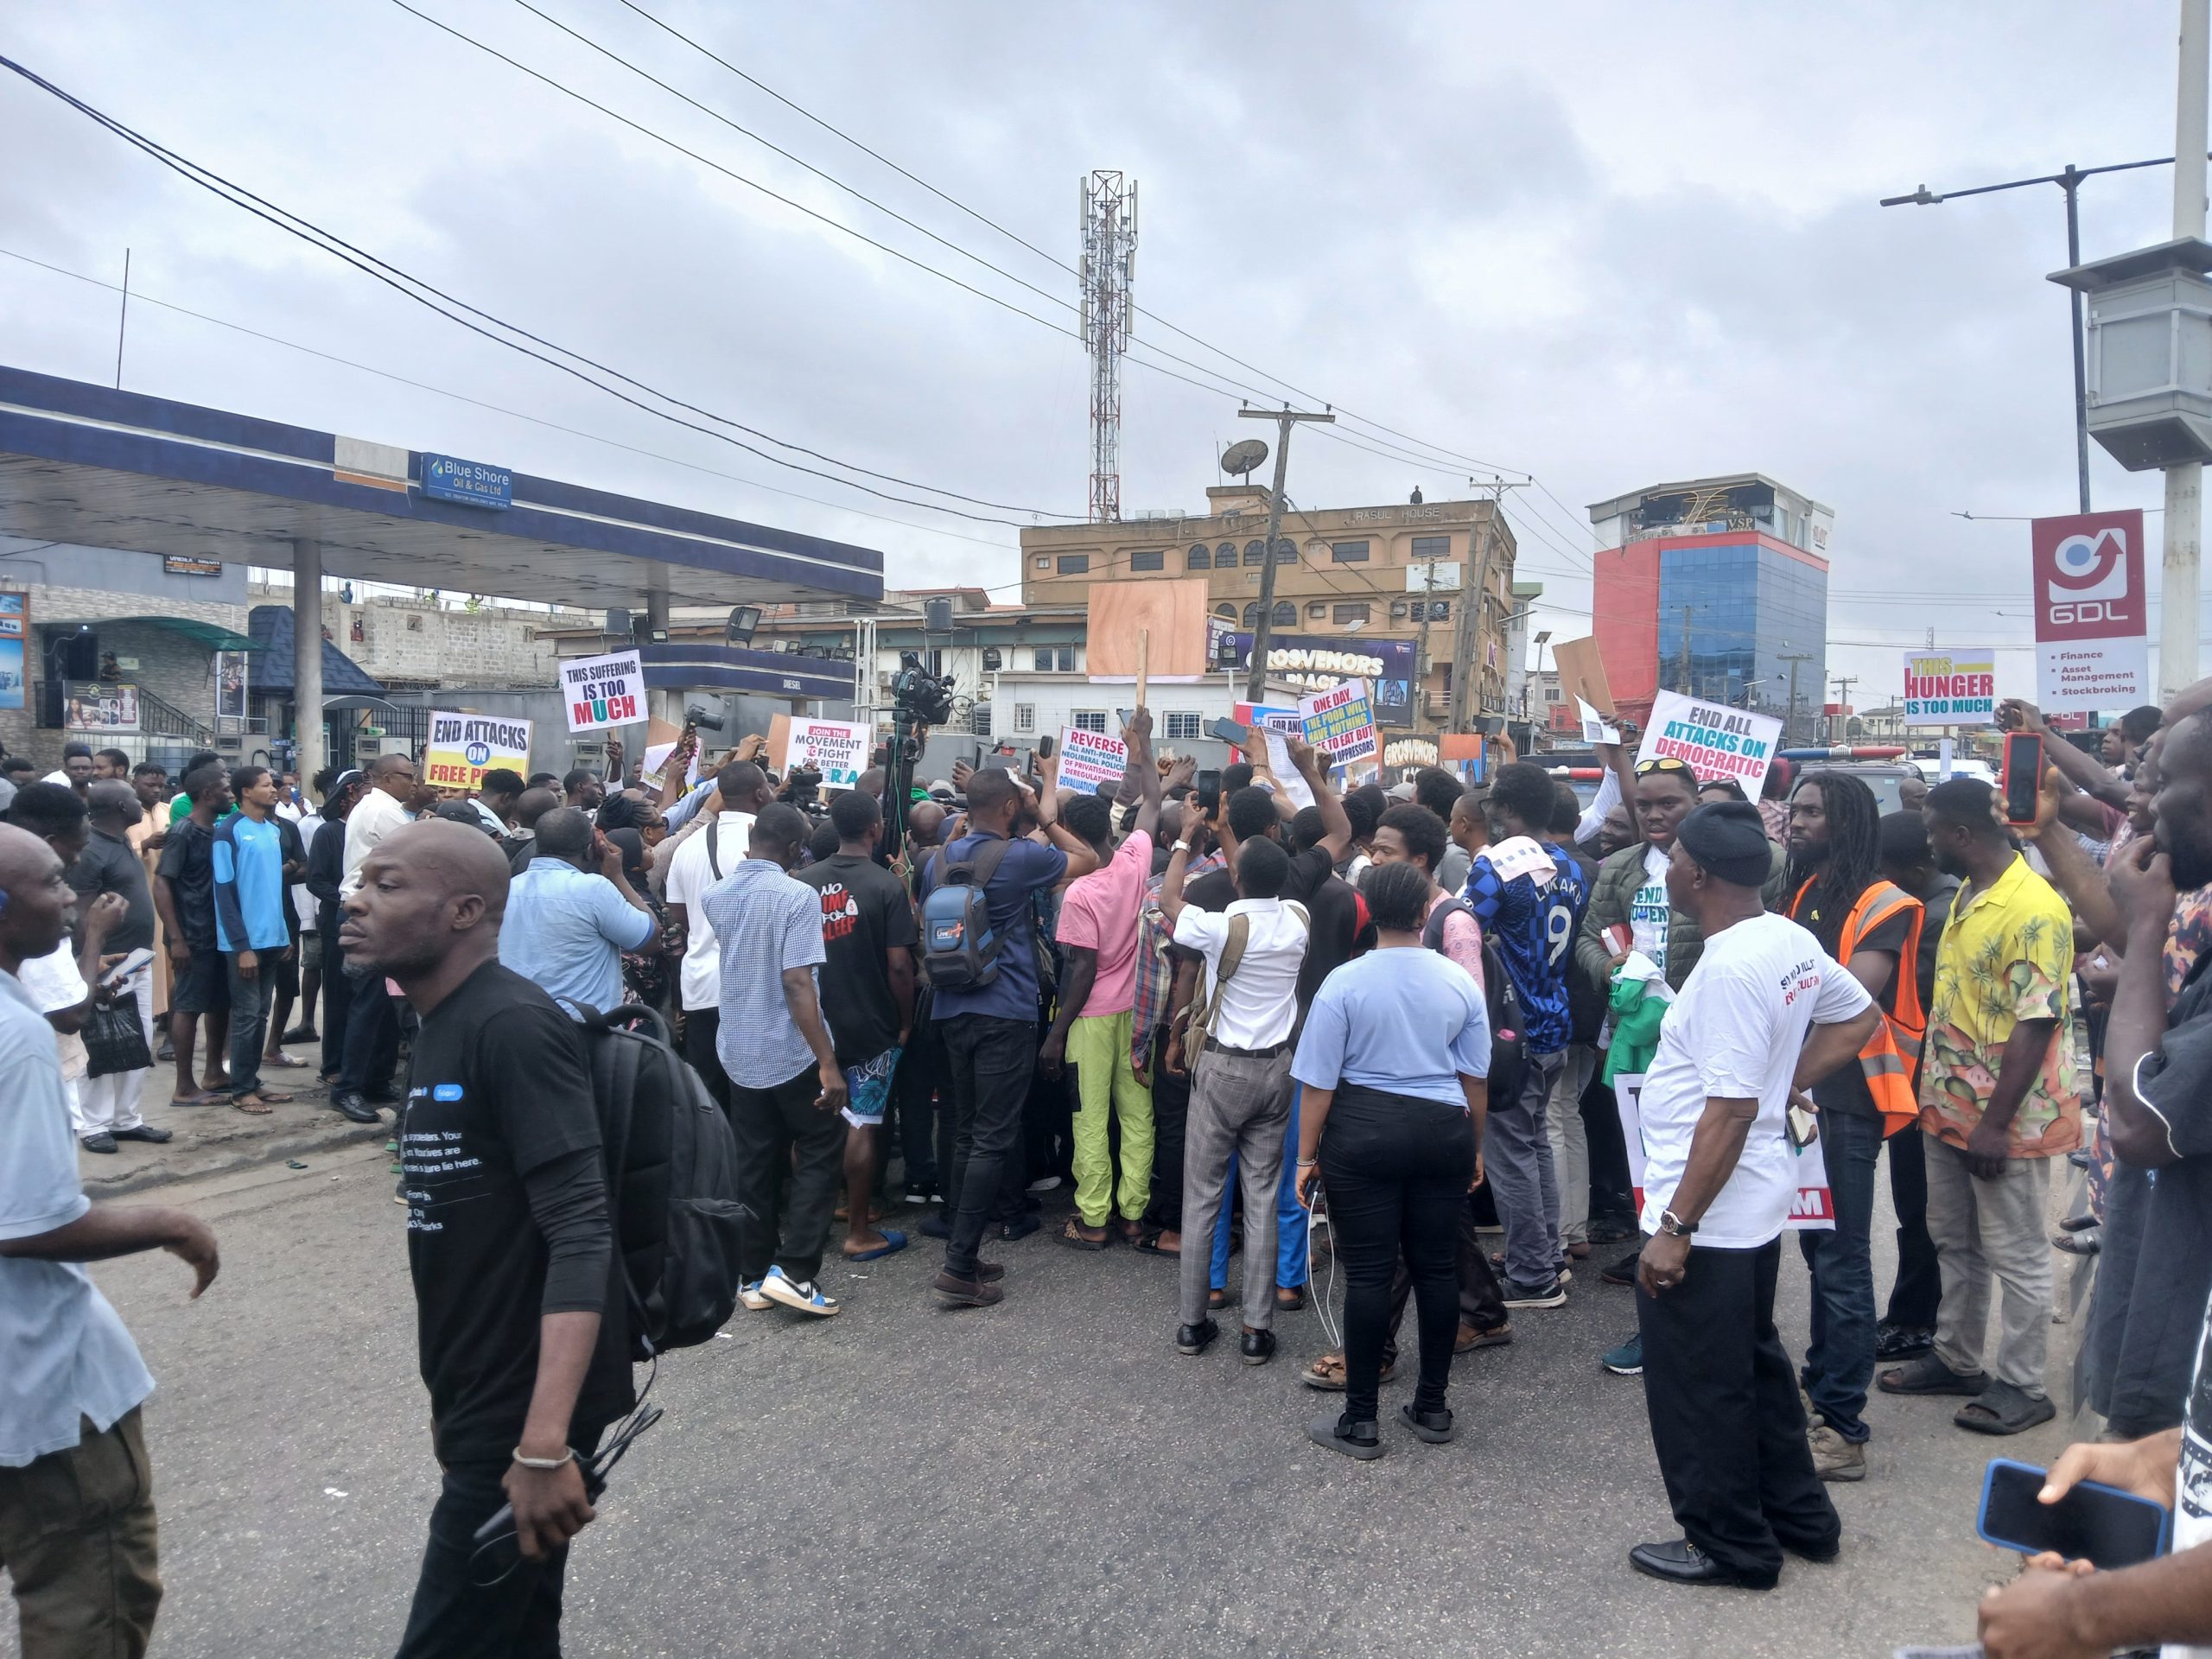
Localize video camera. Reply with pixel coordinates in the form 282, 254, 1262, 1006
891, 652, 956, 728
780, 764, 826, 820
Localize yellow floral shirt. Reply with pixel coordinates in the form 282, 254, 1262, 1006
1918, 855, 2081, 1157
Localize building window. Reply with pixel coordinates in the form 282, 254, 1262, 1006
1332, 601, 1371, 625
1216, 542, 1236, 566
1242, 601, 1262, 626
1214, 603, 1237, 620
1013, 702, 1037, 733
1057, 554, 1090, 575
968, 703, 992, 737
1033, 556, 1051, 570
1331, 540, 1370, 563
1271, 601, 1296, 628
1130, 549, 1164, 572
1409, 535, 1450, 563
1243, 539, 1266, 566
1072, 709, 1107, 734
1164, 711, 1203, 741
1056, 645, 1076, 672
1274, 537, 1296, 563
1427, 598, 1450, 621
1544, 685, 1561, 702
1307, 601, 1328, 620
1033, 647, 1054, 671
1187, 543, 1210, 570
1390, 600, 1410, 620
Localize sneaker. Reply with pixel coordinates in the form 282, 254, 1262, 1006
760, 1267, 840, 1317
1809, 1423, 1866, 1482
1601, 1333, 1643, 1376
903, 1187, 943, 1207
1027, 1174, 1062, 1192
1601, 1248, 1642, 1287
736, 1279, 773, 1313
1502, 1275, 1567, 1309
996, 1214, 1041, 1242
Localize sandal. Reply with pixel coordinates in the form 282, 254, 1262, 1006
1132, 1230, 1179, 1256
1208, 1287, 1229, 1311
1275, 1285, 1307, 1313
1878, 1354, 1987, 1396
232, 1095, 275, 1116
1954, 1380, 2056, 1436
1058, 1217, 1111, 1251
1298, 1350, 1395, 1392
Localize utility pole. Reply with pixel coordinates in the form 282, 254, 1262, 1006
1830, 675, 1858, 744
1780, 651, 1815, 747
1446, 485, 1522, 733
1239, 404, 1334, 702
2167, 0, 2209, 699
1415, 559, 1439, 732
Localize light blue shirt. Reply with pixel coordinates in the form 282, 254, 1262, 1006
0, 969, 156, 1465
662, 778, 717, 833
1291, 946, 1491, 1108
498, 859, 657, 1017
702, 858, 825, 1090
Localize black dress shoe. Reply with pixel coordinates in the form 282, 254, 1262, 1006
1175, 1319, 1219, 1357
111, 1124, 173, 1144
79, 1132, 118, 1154
1873, 1322, 1933, 1362
1628, 1538, 1773, 1591
1601, 1248, 1643, 1287
364, 1085, 404, 1106
1239, 1328, 1276, 1365
331, 1093, 381, 1125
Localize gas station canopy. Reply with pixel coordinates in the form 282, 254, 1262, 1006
0, 365, 886, 610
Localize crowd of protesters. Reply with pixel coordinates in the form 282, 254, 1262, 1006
7, 679, 2212, 1657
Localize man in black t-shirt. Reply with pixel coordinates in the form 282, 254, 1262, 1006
152, 764, 233, 1105
340, 817, 629, 1658
798, 789, 918, 1264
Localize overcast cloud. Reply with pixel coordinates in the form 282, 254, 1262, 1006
0, 0, 2197, 703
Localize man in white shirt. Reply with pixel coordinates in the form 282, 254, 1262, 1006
1160, 833, 1310, 1363
662, 761, 772, 1109
333, 753, 422, 1121
1627, 801, 1879, 1593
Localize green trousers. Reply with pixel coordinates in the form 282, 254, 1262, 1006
1066, 1009, 1155, 1226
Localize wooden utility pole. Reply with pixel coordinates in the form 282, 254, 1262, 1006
1780, 651, 1815, 747
1447, 484, 1522, 732
1239, 405, 1335, 702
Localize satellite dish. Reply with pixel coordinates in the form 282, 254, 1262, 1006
1220, 438, 1269, 477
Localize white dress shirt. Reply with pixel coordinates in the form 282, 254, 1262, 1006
1171, 897, 1310, 1050
341, 786, 412, 895
663, 811, 755, 1012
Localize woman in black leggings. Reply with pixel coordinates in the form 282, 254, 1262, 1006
1293, 860, 1492, 1458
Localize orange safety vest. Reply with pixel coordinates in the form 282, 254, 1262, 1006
1789, 878, 1926, 1138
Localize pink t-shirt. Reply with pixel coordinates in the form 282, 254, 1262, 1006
1057, 830, 1151, 1018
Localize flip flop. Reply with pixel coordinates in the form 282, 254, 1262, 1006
250, 1090, 296, 1105
1878, 1354, 1987, 1396
1131, 1230, 1179, 1256
842, 1230, 908, 1263
232, 1096, 275, 1116
1058, 1217, 1111, 1252
1954, 1381, 2056, 1436
169, 1090, 221, 1106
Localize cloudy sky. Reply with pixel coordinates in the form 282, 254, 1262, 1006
0, 0, 2196, 706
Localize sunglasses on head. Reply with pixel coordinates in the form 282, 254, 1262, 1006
1634, 757, 1695, 779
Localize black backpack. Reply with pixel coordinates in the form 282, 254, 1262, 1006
919, 839, 1013, 991
1422, 897, 1525, 1109
569, 1002, 753, 1360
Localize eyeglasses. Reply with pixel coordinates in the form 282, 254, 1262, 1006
1634, 757, 1695, 779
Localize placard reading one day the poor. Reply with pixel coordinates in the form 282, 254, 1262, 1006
1637, 690, 1783, 798
1057, 726, 1128, 794
1613, 1073, 1834, 1231
784, 718, 871, 791
1300, 679, 1378, 765
1902, 649, 1996, 726
423, 711, 534, 790
561, 649, 645, 733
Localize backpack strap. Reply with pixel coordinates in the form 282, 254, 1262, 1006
1192, 913, 1251, 1041
967, 836, 1014, 887
705, 817, 723, 881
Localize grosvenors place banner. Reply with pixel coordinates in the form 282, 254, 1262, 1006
1228, 633, 1417, 727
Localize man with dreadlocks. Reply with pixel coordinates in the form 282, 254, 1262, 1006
1783, 770, 1925, 1484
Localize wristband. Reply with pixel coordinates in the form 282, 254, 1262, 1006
1296, 1158, 1319, 1168
512, 1446, 575, 1471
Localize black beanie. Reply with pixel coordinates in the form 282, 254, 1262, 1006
1675, 801, 1771, 889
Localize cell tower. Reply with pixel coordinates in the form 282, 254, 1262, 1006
1079, 170, 1137, 524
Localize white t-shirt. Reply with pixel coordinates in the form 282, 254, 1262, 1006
1636, 912, 1872, 1249
2171, 1283, 2212, 1659
663, 811, 754, 1012
1172, 898, 1308, 1051
291, 811, 321, 927
1630, 845, 1672, 971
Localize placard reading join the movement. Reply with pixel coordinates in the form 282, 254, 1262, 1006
1057, 726, 1128, 794
1637, 690, 1783, 798
1902, 650, 1996, 726
783, 718, 871, 791
561, 650, 644, 733
424, 712, 534, 790
1299, 679, 1378, 766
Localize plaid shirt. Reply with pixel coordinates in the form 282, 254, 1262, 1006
1132, 849, 1223, 1070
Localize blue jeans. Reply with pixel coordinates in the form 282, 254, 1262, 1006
1209, 1090, 1309, 1293
1797, 1106, 1883, 1443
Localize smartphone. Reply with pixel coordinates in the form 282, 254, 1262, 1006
1037, 734, 1057, 760
1205, 717, 1250, 746
1976, 1457, 2171, 1568
1195, 769, 1223, 815
99, 946, 155, 989
2000, 732, 2044, 826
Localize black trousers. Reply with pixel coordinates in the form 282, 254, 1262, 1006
1320, 1084, 1478, 1427
1882, 1122, 1942, 1331
683, 1007, 732, 1112
728, 1064, 846, 1287
318, 925, 353, 1077
1638, 1237, 1839, 1582
895, 1018, 946, 1192
337, 944, 399, 1096
941, 1015, 1035, 1277
394, 1421, 607, 1659
1581, 1075, 1636, 1222
1378, 1192, 1510, 1367
1142, 1025, 1190, 1233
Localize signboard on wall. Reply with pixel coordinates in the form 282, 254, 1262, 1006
63, 681, 138, 731
2031, 510, 2149, 712
162, 556, 224, 578
420, 453, 514, 511
0, 593, 23, 710
1229, 632, 1417, 728
214, 651, 249, 721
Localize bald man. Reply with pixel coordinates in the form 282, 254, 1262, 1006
0, 823, 219, 1655
342, 821, 632, 1656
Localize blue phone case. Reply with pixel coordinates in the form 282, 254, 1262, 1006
1975, 1457, 2173, 1560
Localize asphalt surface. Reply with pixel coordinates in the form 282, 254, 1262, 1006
8, 1144, 2082, 1659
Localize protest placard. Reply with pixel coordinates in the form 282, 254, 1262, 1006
423, 711, 533, 790
560, 650, 644, 733
1902, 649, 1997, 725
1637, 689, 1783, 798
1260, 729, 1316, 810
1300, 679, 1378, 765
1552, 636, 1621, 743
781, 718, 872, 791
1614, 1073, 1833, 1231
1057, 726, 1128, 794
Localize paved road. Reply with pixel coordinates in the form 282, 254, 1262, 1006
8, 1145, 2077, 1658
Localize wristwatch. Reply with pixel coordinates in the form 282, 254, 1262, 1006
1658, 1210, 1697, 1238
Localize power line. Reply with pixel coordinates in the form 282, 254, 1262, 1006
0, 50, 1083, 526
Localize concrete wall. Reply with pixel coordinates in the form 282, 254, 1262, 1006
250, 584, 593, 690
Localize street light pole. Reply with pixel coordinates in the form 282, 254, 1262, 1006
1238, 404, 1335, 703
2169, 0, 2210, 699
